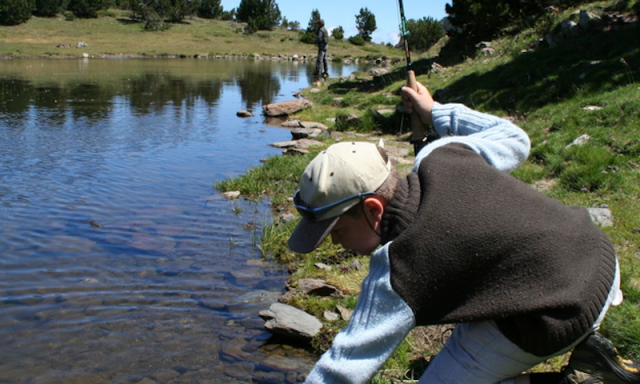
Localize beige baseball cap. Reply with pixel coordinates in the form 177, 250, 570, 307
288, 141, 391, 253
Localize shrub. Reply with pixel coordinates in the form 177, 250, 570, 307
66, 0, 109, 18
0, 0, 35, 25
348, 34, 365, 46
299, 30, 316, 44
332, 26, 344, 40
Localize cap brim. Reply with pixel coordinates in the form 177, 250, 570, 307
288, 216, 340, 254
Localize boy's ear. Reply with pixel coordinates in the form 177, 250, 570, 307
363, 196, 385, 223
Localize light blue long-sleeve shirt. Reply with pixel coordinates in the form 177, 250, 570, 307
305, 102, 531, 384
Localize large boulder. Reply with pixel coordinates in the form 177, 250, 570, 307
263, 99, 313, 117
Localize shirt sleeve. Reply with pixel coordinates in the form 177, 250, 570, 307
305, 242, 416, 384
414, 102, 531, 173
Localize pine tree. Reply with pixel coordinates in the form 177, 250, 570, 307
305, 8, 321, 33
236, 0, 280, 30
355, 7, 376, 42
401, 17, 445, 52
0, 0, 35, 25
33, 0, 64, 17
198, 0, 223, 19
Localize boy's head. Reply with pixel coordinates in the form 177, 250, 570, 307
288, 142, 392, 254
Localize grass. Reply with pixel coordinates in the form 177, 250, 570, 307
213, 2, 640, 381
0, 9, 401, 59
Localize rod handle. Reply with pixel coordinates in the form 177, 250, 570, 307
407, 70, 424, 142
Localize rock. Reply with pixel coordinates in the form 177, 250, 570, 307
263, 99, 312, 117
337, 305, 353, 321
370, 68, 390, 76
236, 110, 253, 117
259, 303, 322, 340
282, 120, 302, 128
151, 369, 180, 382
314, 262, 331, 271
324, 310, 339, 321
335, 114, 361, 130
566, 134, 591, 148
252, 371, 286, 383
220, 339, 252, 362
223, 362, 255, 379
561, 19, 580, 37
291, 128, 322, 139
223, 191, 241, 200
297, 278, 337, 296
40, 235, 96, 254
579, 9, 602, 30
299, 121, 328, 130
587, 207, 614, 227
278, 212, 297, 224
135, 378, 157, 384
269, 140, 298, 149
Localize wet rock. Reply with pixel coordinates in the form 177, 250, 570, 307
40, 235, 97, 254
135, 378, 157, 384
223, 362, 255, 379
259, 355, 305, 372
282, 119, 302, 128
227, 290, 281, 313
263, 99, 313, 117
297, 278, 337, 296
237, 110, 253, 117
220, 339, 252, 362
259, 303, 322, 340
151, 369, 180, 382
253, 370, 286, 384
129, 233, 176, 252
223, 191, 241, 200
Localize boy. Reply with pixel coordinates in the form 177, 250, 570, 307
287, 81, 638, 384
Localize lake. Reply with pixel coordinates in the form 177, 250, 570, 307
0, 58, 370, 384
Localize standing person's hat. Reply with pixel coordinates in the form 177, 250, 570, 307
288, 142, 391, 253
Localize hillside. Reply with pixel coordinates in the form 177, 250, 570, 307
0, 8, 400, 59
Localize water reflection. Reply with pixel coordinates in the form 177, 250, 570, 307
0, 58, 370, 383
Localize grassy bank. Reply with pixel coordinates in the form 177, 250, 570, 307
0, 8, 400, 59
216, 2, 640, 381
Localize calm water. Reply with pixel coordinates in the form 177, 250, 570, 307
0, 58, 368, 384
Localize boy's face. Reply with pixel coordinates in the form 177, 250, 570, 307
329, 205, 381, 255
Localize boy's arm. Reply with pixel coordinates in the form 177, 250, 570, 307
305, 243, 415, 384
402, 82, 530, 173
414, 102, 531, 173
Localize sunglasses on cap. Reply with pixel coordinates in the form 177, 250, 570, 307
293, 189, 377, 222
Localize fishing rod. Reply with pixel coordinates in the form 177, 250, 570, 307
397, 0, 430, 155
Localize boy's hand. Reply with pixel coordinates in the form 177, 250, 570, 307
401, 81, 435, 126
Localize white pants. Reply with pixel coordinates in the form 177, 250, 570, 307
419, 260, 624, 384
